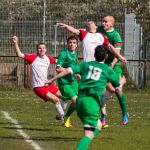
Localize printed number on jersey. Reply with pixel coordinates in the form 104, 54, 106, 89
86, 66, 102, 80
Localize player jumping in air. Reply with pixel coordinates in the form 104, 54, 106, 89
97, 16, 129, 127
12, 36, 64, 123
56, 21, 127, 127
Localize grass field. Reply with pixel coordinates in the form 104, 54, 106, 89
0, 88, 150, 150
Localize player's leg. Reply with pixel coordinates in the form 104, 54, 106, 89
46, 91, 64, 122
33, 85, 64, 122
115, 76, 129, 125
64, 96, 77, 127
76, 96, 101, 150
100, 83, 115, 128
46, 84, 65, 122
60, 83, 78, 127
113, 66, 128, 124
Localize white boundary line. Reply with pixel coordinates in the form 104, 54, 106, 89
1, 111, 43, 150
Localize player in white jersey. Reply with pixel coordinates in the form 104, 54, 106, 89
56, 21, 126, 63
12, 36, 64, 123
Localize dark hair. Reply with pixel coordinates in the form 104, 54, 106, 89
94, 45, 108, 61
36, 42, 46, 49
67, 35, 78, 44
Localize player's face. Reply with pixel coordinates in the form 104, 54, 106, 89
67, 39, 77, 52
37, 44, 47, 57
86, 21, 97, 31
102, 17, 113, 31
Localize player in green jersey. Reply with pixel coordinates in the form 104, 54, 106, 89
56, 35, 79, 127
45, 45, 125, 150
97, 16, 128, 127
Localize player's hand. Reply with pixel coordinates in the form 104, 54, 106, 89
120, 56, 127, 64
75, 74, 81, 80
45, 79, 53, 85
56, 66, 65, 73
12, 36, 18, 44
56, 23, 67, 28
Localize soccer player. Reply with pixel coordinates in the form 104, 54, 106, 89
56, 35, 79, 127
56, 21, 126, 63
12, 36, 64, 123
97, 16, 129, 126
45, 45, 125, 150
56, 20, 127, 127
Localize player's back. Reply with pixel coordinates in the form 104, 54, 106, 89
76, 61, 119, 101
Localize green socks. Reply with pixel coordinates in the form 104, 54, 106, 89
76, 136, 91, 150
65, 103, 76, 117
93, 128, 100, 137
76, 129, 100, 150
116, 92, 127, 115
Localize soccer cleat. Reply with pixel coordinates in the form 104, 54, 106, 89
102, 124, 109, 129
64, 117, 72, 128
56, 115, 64, 124
122, 113, 129, 125
101, 114, 109, 129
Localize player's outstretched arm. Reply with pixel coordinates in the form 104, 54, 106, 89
12, 36, 24, 58
45, 68, 71, 85
56, 66, 65, 73
56, 23, 80, 35
108, 44, 126, 63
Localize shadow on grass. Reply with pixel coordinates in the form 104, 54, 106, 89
0, 136, 80, 141
2, 126, 82, 132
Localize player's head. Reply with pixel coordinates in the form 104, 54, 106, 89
67, 35, 78, 52
102, 16, 115, 31
85, 21, 97, 32
36, 42, 47, 57
94, 45, 108, 62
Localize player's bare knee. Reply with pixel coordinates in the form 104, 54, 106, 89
84, 129, 94, 139
55, 90, 62, 99
53, 98, 60, 104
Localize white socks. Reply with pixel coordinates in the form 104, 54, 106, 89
55, 102, 64, 116
61, 100, 68, 111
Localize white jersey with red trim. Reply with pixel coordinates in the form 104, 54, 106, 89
79, 30, 109, 62
24, 54, 56, 88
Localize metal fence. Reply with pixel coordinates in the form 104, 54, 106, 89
0, 0, 149, 88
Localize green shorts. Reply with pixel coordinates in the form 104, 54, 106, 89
76, 96, 100, 127
58, 82, 78, 101
113, 65, 122, 78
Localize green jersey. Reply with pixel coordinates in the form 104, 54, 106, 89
71, 61, 120, 102
97, 26, 122, 65
57, 48, 78, 84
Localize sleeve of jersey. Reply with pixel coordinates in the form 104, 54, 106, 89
107, 68, 120, 88
78, 29, 87, 41
24, 54, 37, 64
70, 62, 83, 75
101, 34, 109, 46
113, 33, 122, 49
47, 55, 56, 64
57, 51, 66, 66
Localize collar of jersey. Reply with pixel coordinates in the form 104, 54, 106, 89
106, 28, 114, 32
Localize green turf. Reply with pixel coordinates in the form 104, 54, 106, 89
0, 89, 150, 150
